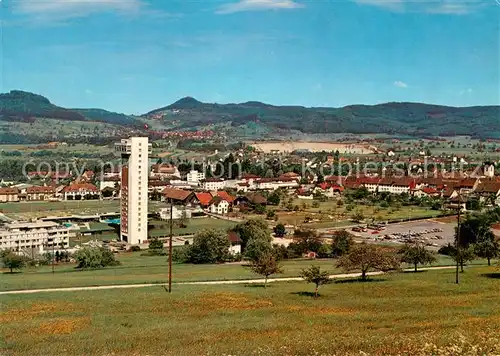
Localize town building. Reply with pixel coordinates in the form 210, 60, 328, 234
159, 205, 193, 220
186, 170, 205, 184
62, 183, 100, 200
209, 196, 230, 215
26, 186, 56, 201
201, 178, 225, 191
115, 137, 152, 245
0, 187, 19, 202
150, 163, 180, 179
0, 221, 74, 253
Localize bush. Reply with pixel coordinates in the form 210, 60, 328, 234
129, 246, 141, 252
149, 237, 164, 251
438, 243, 455, 256
74, 247, 120, 269
172, 247, 190, 263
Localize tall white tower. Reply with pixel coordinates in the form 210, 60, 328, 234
115, 137, 151, 245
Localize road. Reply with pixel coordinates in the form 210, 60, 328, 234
0, 266, 455, 295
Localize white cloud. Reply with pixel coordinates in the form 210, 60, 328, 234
14, 0, 144, 17
353, 0, 403, 11
459, 88, 473, 96
426, 3, 471, 15
352, 0, 486, 15
393, 81, 408, 88
216, 0, 304, 14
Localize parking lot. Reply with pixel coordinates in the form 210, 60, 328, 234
351, 219, 457, 249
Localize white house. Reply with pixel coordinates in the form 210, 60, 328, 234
201, 178, 225, 191
186, 170, 205, 184
209, 197, 229, 215
159, 205, 193, 220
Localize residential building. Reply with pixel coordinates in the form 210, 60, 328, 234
195, 192, 213, 208
186, 170, 205, 184
209, 196, 230, 215
201, 178, 225, 191
0, 187, 19, 202
26, 186, 56, 201
150, 164, 180, 179
0, 221, 74, 253
115, 137, 152, 245
377, 177, 421, 195
62, 183, 100, 200
161, 188, 196, 206
475, 181, 500, 206
159, 205, 193, 220
100, 176, 121, 191
227, 231, 242, 255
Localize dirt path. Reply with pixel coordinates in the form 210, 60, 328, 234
0, 266, 456, 295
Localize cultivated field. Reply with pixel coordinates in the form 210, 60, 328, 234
249, 141, 376, 154
1, 267, 499, 355
0, 200, 164, 220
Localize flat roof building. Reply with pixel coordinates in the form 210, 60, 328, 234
115, 137, 152, 245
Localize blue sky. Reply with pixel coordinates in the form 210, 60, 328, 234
1, 0, 499, 114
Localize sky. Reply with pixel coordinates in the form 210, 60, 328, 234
0, 0, 499, 114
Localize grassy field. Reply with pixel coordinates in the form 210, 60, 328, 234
0, 247, 491, 292
1, 267, 499, 355
148, 217, 237, 237
0, 257, 337, 292
0, 200, 165, 220
272, 200, 442, 229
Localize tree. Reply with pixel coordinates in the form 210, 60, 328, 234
274, 223, 286, 238
290, 229, 323, 255
398, 243, 436, 272
248, 252, 283, 288
351, 211, 365, 223
300, 265, 330, 297
231, 218, 271, 251
245, 237, 273, 262
450, 245, 476, 273
337, 243, 400, 281
254, 204, 266, 214
187, 229, 230, 264
148, 237, 164, 251
267, 191, 281, 206
74, 247, 120, 269
474, 239, 500, 266
1, 250, 26, 273
178, 210, 188, 228
331, 230, 354, 257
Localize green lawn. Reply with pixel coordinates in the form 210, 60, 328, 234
1, 267, 499, 355
0, 200, 165, 220
148, 217, 237, 237
0, 257, 337, 292
0, 247, 492, 292
273, 201, 442, 228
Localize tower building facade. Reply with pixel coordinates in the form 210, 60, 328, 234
115, 137, 151, 245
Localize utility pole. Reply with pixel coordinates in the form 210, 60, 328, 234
168, 198, 173, 293
455, 203, 461, 284
52, 238, 55, 274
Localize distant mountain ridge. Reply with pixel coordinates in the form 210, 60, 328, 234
0, 90, 141, 127
144, 97, 500, 138
1, 90, 499, 139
